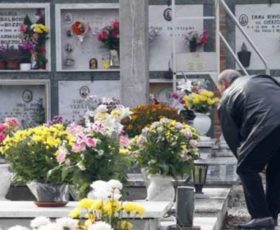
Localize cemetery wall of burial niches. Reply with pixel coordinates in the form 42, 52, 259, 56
226, 0, 280, 75
0, 0, 217, 125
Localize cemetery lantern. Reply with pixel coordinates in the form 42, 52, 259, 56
192, 162, 208, 194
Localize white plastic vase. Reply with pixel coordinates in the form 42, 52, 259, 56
0, 164, 12, 200
146, 175, 175, 202
192, 113, 212, 135
20, 63, 32, 71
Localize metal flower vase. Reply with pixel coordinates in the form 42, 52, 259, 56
27, 181, 69, 207
146, 175, 175, 202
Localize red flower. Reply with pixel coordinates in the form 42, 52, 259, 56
0, 123, 6, 133
112, 31, 119, 39
0, 132, 6, 144
19, 24, 28, 33
199, 31, 209, 46
97, 31, 109, 41
112, 20, 119, 30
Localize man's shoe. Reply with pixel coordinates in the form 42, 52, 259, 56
238, 217, 275, 229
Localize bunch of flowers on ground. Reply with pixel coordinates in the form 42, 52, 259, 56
97, 20, 119, 50
52, 96, 132, 197
128, 118, 200, 177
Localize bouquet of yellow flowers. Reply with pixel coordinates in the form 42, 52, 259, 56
0, 123, 74, 183
183, 89, 220, 114
69, 180, 145, 230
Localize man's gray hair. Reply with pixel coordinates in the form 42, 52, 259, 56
218, 69, 241, 84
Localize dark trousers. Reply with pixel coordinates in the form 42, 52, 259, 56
236, 126, 280, 220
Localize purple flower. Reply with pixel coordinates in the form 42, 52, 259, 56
18, 41, 35, 52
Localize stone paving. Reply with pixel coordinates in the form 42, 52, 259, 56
223, 184, 280, 230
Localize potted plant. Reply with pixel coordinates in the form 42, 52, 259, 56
19, 14, 49, 70
0, 122, 74, 206
54, 96, 133, 198
185, 30, 209, 52
128, 117, 200, 201
181, 81, 220, 136
123, 103, 184, 138
97, 20, 120, 68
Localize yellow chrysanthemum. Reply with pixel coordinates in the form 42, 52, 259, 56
79, 198, 95, 209
120, 220, 133, 230
69, 207, 81, 218
91, 199, 103, 211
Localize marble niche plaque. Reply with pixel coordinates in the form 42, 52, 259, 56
57, 6, 118, 71
236, 4, 280, 70
0, 84, 47, 127
59, 80, 120, 122
149, 4, 203, 71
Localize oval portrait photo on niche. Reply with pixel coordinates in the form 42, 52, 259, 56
22, 89, 33, 103
79, 86, 90, 98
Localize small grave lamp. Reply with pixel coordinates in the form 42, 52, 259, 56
192, 162, 208, 194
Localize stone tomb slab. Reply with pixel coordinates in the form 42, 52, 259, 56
0, 80, 50, 126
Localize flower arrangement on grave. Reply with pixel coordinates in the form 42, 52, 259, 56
0, 122, 74, 184
52, 96, 133, 198
97, 20, 120, 50
69, 180, 145, 230
122, 103, 184, 138
172, 80, 220, 114
19, 13, 49, 69
128, 117, 200, 177
7, 180, 144, 230
185, 30, 209, 52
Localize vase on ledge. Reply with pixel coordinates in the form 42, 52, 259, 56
192, 113, 212, 141
27, 181, 69, 207
146, 175, 175, 202
0, 163, 12, 200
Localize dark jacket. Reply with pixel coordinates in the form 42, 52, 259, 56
218, 75, 280, 163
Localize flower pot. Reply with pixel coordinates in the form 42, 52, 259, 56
0, 60, 6, 69
27, 181, 69, 207
0, 164, 12, 200
192, 113, 212, 136
146, 175, 175, 202
20, 63, 32, 71
6, 59, 19, 70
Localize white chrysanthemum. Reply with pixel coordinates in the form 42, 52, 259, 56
8, 226, 30, 230
56, 217, 78, 230
38, 223, 59, 230
87, 221, 113, 230
95, 105, 108, 113
30, 217, 51, 228
108, 179, 123, 191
